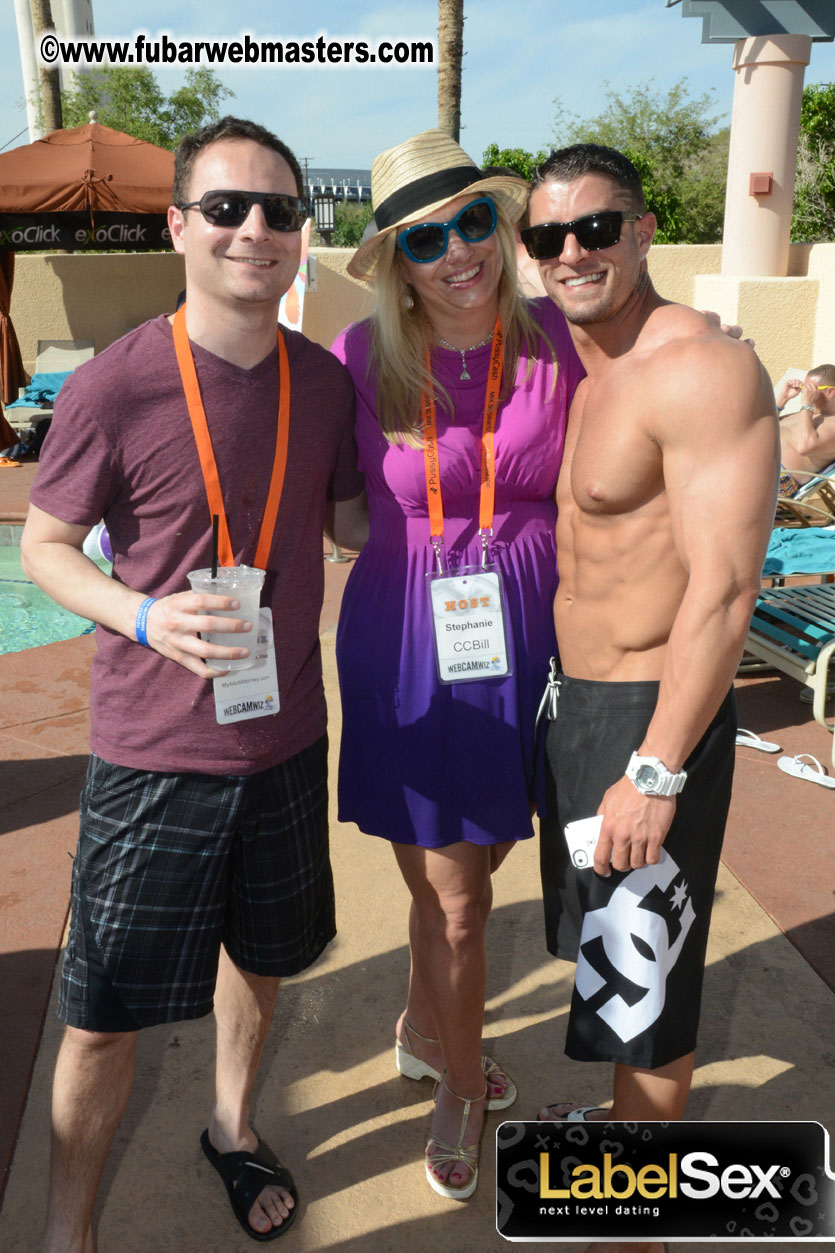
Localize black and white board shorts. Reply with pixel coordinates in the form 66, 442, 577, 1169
540, 675, 735, 1070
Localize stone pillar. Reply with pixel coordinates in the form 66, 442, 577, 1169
722, 35, 812, 277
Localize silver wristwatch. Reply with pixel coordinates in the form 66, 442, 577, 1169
625, 752, 687, 796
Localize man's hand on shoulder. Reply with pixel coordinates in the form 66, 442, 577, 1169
700, 308, 755, 348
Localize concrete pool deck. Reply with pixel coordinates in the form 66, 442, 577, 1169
0, 499, 832, 1251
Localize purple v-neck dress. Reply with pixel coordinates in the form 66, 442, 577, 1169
331, 297, 583, 847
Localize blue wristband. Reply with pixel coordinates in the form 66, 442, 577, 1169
135, 597, 157, 648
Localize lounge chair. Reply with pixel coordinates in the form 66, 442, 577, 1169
775, 463, 835, 528
5, 339, 95, 431
744, 584, 835, 766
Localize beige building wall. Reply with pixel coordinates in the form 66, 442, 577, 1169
305, 249, 374, 348
647, 244, 722, 308
8, 243, 835, 386
789, 242, 835, 367
11, 253, 186, 374
10, 249, 368, 375
693, 274, 819, 377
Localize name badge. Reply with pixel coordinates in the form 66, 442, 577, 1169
213, 607, 280, 724
427, 566, 512, 684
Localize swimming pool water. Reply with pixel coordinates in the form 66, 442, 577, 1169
0, 542, 98, 654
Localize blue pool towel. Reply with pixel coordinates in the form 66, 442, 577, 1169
763, 527, 835, 575
7, 370, 72, 408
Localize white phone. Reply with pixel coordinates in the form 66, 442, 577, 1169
563, 814, 604, 869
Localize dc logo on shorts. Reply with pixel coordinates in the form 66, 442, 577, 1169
574, 851, 695, 1043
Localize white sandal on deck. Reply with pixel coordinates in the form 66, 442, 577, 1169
735, 728, 781, 753
777, 753, 835, 789
395, 1018, 517, 1110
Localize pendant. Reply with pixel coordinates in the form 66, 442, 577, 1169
459, 350, 470, 381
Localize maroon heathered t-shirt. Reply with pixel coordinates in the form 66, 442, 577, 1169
30, 315, 362, 775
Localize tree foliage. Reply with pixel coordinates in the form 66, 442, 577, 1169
791, 82, 835, 243
61, 67, 234, 149
331, 201, 374, 248
485, 76, 835, 247
552, 78, 728, 244
481, 143, 548, 182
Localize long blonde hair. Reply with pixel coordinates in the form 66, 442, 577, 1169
368, 206, 554, 448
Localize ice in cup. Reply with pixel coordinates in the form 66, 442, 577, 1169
186, 565, 266, 671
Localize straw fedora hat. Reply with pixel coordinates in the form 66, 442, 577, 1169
347, 128, 529, 281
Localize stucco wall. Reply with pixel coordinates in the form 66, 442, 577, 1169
647, 244, 722, 308
8, 241, 835, 384
304, 249, 374, 348
11, 253, 185, 374
9, 248, 368, 374
791, 242, 835, 368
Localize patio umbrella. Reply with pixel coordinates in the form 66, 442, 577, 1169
0, 253, 25, 407
0, 122, 175, 251
0, 123, 175, 415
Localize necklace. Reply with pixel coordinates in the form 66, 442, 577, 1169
434, 330, 495, 380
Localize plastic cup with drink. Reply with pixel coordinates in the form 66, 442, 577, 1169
186, 564, 266, 671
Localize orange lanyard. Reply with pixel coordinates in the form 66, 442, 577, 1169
172, 304, 290, 570
421, 318, 503, 571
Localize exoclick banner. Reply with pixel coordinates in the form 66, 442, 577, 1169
496, 1121, 834, 1241
0, 213, 171, 251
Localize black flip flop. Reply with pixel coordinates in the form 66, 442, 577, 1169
200, 1129, 299, 1241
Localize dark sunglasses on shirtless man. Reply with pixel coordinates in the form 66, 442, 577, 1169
521, 210, 642, 261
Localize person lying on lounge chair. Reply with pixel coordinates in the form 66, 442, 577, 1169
776, 364, 835, 496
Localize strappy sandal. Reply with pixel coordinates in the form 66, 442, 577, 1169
395, 1017, 517, 1111
425, 1077, 486, 1201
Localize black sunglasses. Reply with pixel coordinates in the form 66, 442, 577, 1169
396, 197, 498, 263
521, 211, 642, 260
177, 189, 307, 232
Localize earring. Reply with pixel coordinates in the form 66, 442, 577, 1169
403, 288, 414, 311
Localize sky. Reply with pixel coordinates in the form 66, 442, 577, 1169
2, 1, 835, 169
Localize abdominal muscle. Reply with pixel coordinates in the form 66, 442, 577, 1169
554, 493, 687, 682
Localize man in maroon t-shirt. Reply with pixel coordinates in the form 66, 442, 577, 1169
21, 117, 366, 1248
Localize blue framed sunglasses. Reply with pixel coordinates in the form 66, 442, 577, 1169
396, 197, 498, 263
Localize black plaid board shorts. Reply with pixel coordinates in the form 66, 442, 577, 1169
59, 735, 335, 1032
540, 676, 735, 1071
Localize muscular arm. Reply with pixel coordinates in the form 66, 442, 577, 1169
594, 338, 779, 874
787, 411, 835, 463
20, 504, 254, 678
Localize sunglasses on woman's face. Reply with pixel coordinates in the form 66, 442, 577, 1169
177, 190, 307, 232
396, 197, 498, 264
521, 210, 642, 261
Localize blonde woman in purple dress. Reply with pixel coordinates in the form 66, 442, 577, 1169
332, 131, 583, 1199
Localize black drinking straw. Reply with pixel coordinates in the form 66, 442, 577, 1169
211, 514, 219, 579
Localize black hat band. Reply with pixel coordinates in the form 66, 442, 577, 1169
374, 164, 483, 231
